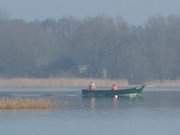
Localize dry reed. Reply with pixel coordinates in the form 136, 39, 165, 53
0, 97, 55, 110
0, 78, 128, 88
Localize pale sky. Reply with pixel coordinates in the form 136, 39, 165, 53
1, 0, 180, 25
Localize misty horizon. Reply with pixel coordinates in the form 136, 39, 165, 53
1, 0, 180, 25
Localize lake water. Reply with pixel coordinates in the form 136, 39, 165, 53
0, 87, 180, 135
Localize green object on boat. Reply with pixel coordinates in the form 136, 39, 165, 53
81, 85, 145, 97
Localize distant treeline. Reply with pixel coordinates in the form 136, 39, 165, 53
0, 15, 180, 83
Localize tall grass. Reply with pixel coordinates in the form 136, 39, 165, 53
0, 97, 55, 110
0, 78, 128, 88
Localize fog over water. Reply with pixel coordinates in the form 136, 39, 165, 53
1, 0, 180, 25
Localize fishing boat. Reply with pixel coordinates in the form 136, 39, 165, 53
81, 85, 145, 97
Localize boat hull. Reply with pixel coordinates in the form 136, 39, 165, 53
81, 85, 145, 97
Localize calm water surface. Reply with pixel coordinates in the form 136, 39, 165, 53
0, 87, 180, 135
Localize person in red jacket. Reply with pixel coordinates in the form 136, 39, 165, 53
112, 83, 118, 91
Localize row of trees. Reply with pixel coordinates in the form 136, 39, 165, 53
0, 15, 180, 83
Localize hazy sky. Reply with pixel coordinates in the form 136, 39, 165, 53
1, 0, 180, 25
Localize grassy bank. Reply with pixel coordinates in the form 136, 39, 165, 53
145, 80, 180, 88
0, 78, 128, 88
0, 78, 180, 89
0, 97, 55, 109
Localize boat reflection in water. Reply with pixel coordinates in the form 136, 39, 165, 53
83, 95, 144, 110
90, 97, 96, 109
112, 95, 120, 109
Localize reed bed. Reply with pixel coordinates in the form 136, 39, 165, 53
0, 97, 55, 110
145, 80, 180, 87
0, 78, 128, 88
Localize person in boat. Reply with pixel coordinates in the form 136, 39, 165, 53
112, 83, 118, 91
89, 81, 96, 90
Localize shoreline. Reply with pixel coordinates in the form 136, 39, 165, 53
0, 78, 128, 88
0, 78, 179, 91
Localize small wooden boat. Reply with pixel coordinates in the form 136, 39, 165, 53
81, 85, 145, 97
